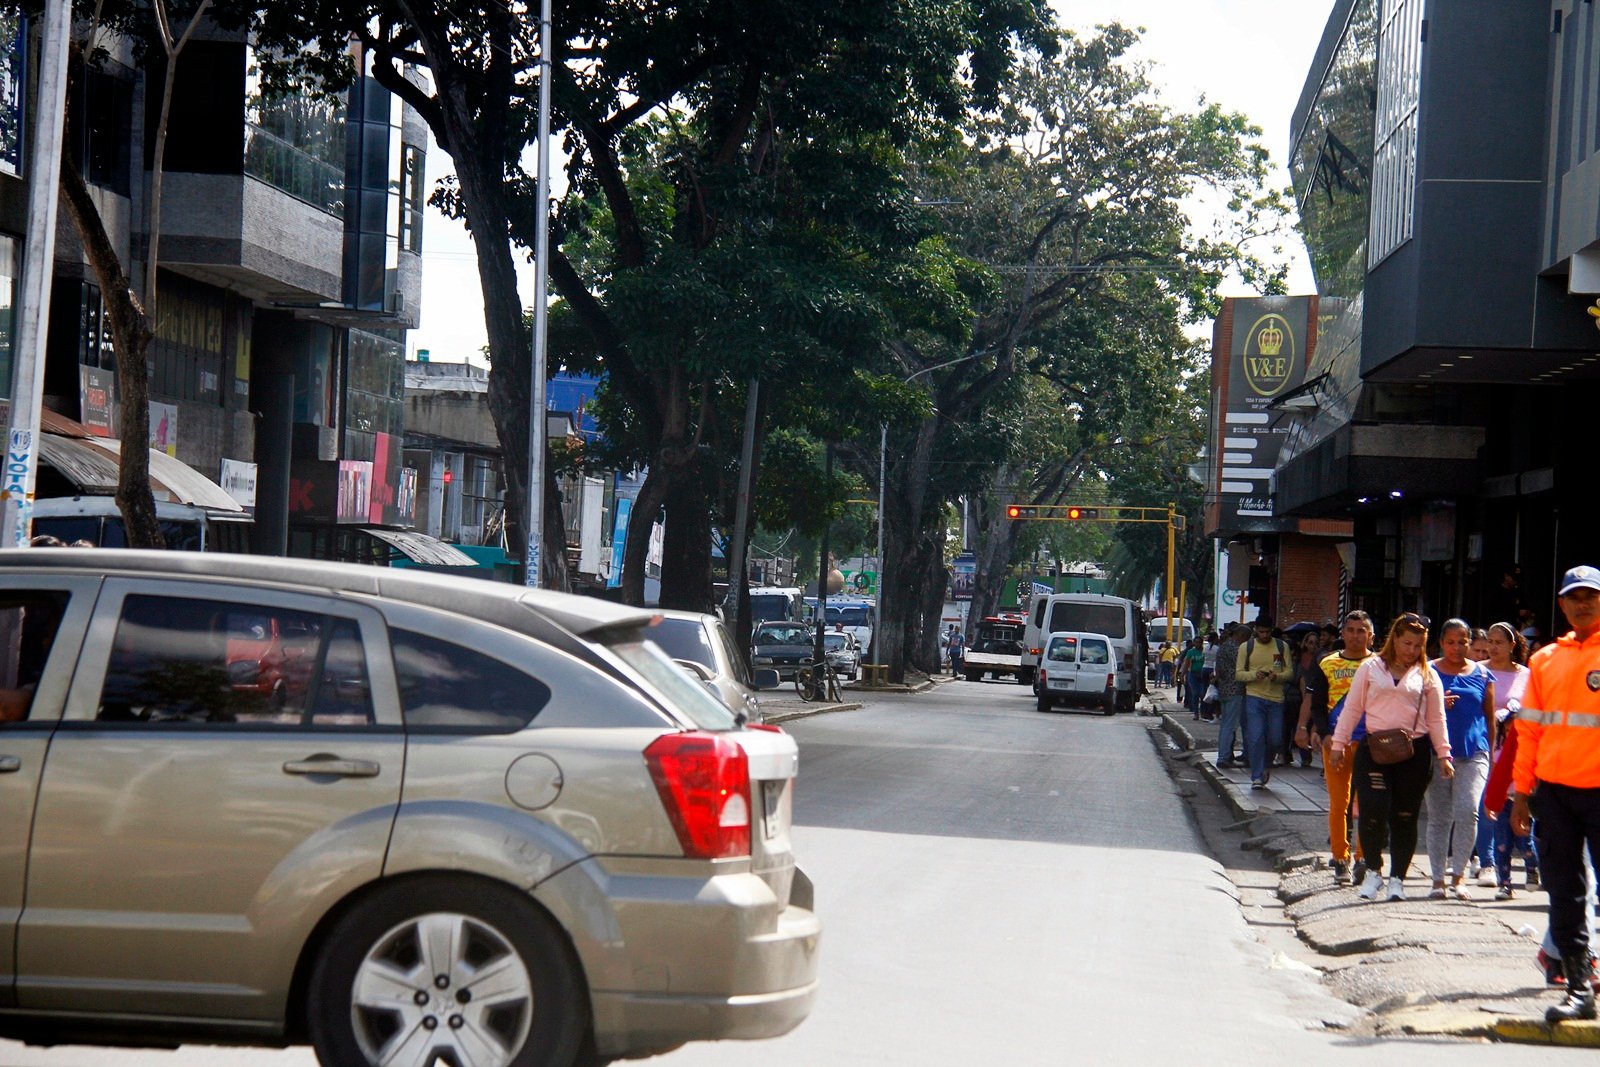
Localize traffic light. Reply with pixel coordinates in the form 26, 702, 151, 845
1065, 507, 1100, 520
1006, 504, 1038, 520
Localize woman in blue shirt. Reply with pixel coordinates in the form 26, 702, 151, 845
1424, 618, 1497, 899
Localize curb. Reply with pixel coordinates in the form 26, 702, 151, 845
1160, 712, 1261, 821
1490, 1017, 1600, 1047
766, 701, 865, 725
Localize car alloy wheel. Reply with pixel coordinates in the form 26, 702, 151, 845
351, 911, 534, 1067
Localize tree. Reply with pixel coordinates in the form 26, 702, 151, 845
45, 0, 217, 548
864, 25, 1286, 680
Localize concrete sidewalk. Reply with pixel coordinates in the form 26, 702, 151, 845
1153, 686, 1600, 1048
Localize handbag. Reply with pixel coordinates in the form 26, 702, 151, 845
1365, 666, 1427, 765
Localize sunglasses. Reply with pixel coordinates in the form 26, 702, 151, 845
1396, 612, 1429, 630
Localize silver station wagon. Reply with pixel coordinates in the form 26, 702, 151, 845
0, 550, 819, 1066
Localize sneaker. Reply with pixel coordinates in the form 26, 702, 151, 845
1527, 868, 1541, 889
1496, 884, 1515, 901
1386, 876, 1406, 901
1468, 857, 1481, 879
1352, 860, 1368, 886
1332, 860, 1351, 886
1539, 948, 1567, 987
1250, 779, 1265, 790
1477, 867, 1499, 887
1358, 870, 1385, 900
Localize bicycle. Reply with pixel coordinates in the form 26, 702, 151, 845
793, 658, 842, 703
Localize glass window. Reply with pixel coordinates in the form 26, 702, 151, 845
0, 12, 22, 177
0, 592, 70, 723
755, 622, 811, 646
392, 629, 551, 733
643, 617, 716, 670
1079, 639, 1110, 666
0, 234, 15, 399
97, 595, 374, 727
603, 637, 737, 730
712, 621, 752, 685
1046, 638, 1078, 663
1047, 602, 1127, 639
399, 143, 424, 253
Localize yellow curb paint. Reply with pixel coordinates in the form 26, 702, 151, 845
1490, 1017, 1600, 1048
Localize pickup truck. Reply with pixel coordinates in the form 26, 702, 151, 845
964, 616, 1028, 682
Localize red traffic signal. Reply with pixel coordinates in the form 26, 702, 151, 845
1005, 504, 1037, 520
1066, 506, 1100, 520
1067, 507, 1082, 520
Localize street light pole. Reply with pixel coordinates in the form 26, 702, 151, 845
524, 0, 553, 588
1165, 501, 1177, 645
1, 0, 71, 548
872, 421, 885, 662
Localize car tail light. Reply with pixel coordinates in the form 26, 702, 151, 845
1106, 674, 1115, 691
746, 722, 784, 734
1029, 647, 1042, 657
1039, 668, 1048, 683
644, 733, 751, 859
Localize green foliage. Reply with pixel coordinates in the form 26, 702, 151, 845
753, 430, 867, 539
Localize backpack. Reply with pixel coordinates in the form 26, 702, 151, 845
1245, 636, 1287, 665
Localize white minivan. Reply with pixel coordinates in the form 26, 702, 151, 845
1036, 631, 1118, 714
1022, 592, 1146, 711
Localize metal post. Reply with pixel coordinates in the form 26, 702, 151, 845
1164, 502, 1176, 645
2, 0, 71, 548
813, 442, 833, 676
524, 0, 554, 587
873, 421, 885, 662
726, 378, 759, 651
1178, 579, 1187, 633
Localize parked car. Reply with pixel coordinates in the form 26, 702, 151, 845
751, 620, 817, 680
0, 550, 819, 1066
1022, 593, 1146, 711
963, 615, 1027, 682
822, 631, 860, 681
646, 610, 781, 721
1035, 631, 1118, 714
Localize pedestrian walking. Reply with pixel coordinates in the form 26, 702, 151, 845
1511, 566, 1600, 1022
1424, 619, 1496, 900
1479, 622, 1531, 889
948, 628, 965, 677
1236, 616, 1293, 790
1469, 627, 1492, 663
1214, 624, 1246, 760
1201, 631, 1219, 690
1296, 610, 1376, 886
1158, 642, 1178, 687
1331, 613, 1453, 902
1180, 637, 1206, 719
1282, 631, 1319, 768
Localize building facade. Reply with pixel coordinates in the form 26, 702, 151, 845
1268, 0, 1600, 635
1, 15, 426, 561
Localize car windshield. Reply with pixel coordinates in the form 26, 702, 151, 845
824, 633, 849, 650
756, 623, 812, 646
748, 594, 793, 623
644, 617, 717, 670
827, 606, 870, 626
607, 636, 739, 730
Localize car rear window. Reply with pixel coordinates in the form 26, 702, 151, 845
1047, 602, 1127, 639
643, 617, 716, 670
392, 629, 552, 733
604, 636, 738, 730
1046, 637, 1078, 662
1080, 639, 1110, 665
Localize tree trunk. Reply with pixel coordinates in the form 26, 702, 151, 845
914, 532, 950, 672
660, 464, 713, 612
621, 463, 669, 606
968, 492, 1022, 624
58, 132, 162, 548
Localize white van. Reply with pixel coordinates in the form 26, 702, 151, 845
1036, 631, 1118, 714
1146, 616, 1196, 647
1022, 592, 1146, 711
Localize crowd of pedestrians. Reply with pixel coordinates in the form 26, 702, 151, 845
1157, 565, 1600, 1024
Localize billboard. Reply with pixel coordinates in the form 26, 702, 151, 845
1215, 296, 1312, 528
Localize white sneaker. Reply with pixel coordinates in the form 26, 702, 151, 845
1477, 867, 1499, 887
1468, 857, 1481, 879
1359, 870, 1385, 900
1386, 876, 1406, 901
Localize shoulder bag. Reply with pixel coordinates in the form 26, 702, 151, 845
1365, 663, 1426, 765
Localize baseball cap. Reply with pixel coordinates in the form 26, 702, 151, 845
1558, 565, 1600, 596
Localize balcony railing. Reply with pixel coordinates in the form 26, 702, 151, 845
244, 122, 344, 216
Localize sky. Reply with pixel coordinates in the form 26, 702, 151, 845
407, 1, 1335, 365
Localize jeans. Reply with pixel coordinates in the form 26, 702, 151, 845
1424, 750, 1490, 882
1494, 799, 1539, 886
1530, 782, 1600, 960
1157, 662, 1173, 686
1322, 739, 1362, 864
1354, 739, 1433, 879
1216, 694, 1245, 762
1184, 671, 1205, 717
1243, 696, 1281, 782
1473, 801, 1497, 869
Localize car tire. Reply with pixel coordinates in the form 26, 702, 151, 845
965, 669, 981, 682
1101, 696, 1116, 716
1036, 695, 1052, 713
307, 876, 588, 1067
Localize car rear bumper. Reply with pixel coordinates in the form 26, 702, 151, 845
537, 860, 822, 1058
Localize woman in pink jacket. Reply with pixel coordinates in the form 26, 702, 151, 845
1331, 613, 1454, 901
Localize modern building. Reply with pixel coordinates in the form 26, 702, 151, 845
1263, 0, 1600, 633
1, 14, 443, 564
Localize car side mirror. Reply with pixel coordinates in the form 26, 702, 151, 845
752, 668, 781, 691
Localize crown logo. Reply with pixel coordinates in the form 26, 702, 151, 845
1256, 325, 1284, 356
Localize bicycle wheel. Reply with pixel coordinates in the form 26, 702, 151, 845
795, 664, 816, 702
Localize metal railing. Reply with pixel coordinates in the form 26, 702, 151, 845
244, 122, 344, 216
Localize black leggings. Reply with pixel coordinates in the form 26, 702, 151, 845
1353, 739, 1433, 879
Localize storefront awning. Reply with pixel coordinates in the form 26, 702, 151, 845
361, 527, 477, 566
38, 435, 245, 513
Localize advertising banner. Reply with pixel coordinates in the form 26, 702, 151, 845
1216, 296, 1312, 528
149, 401, 179, 457
607, 496, 632, 588
219, 459, 257, 512
951, 551, 976, 602
78, 366, 116, 437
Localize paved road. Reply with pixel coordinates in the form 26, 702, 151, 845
1, 682, 1584, 1065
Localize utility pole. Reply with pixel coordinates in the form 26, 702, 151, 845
813, 442, 833, 674
524, 0, 553, 587
2, 0, 71, 548
725, 378, 760, 658
872, 421, 885, 663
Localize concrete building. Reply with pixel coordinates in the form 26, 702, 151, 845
1263, 0, 1600, 633
1, 15, 436, 563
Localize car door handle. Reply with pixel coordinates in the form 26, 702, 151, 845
0, 755, 20, 774
283, 755, 381, 778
